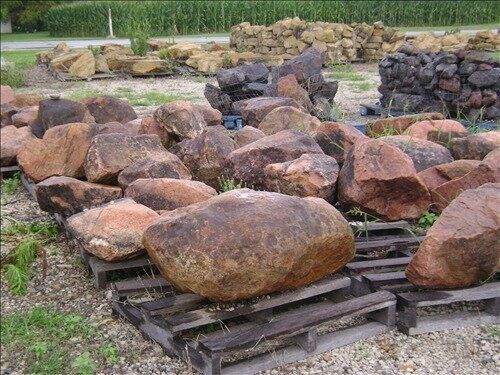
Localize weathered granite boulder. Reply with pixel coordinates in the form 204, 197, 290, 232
338, 139, 431, 221
194, 104, 222, 127
367, 112, 445, 137
143, 189, 355, 301
1, 126, 35, 166
171, 126, 238, 189
125, 178, 217, 212
314, 122, 368, 165
240, 97, 301, 128
233, 126, 265, 147
137, 116, 173, 148
380, 135, 454, 172
67, 199, 159, 261
84, 134, 167, 185
406, 183, 500, 289
417, 159, 481, 191
35, 176, 123, 217
451, 131, 500, 160
258, 106, 321, 136
154, 100, 207, 140
224, 129, 324, 189
17, 123, 93, 181
277, 74, 313, 112
0, 86, 15, 105
264, 153, 339, 202
11, 106, 38, 128
404, 119, 467, 141
82, 96, 137, 124
117, 153, 191, 189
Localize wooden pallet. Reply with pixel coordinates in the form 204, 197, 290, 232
112, 275, 396, 374
0, 165, 20, 179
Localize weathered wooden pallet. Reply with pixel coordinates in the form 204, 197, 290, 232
54, 71, 117, 82
112, 275, 396, 374
0, 165, 20, 179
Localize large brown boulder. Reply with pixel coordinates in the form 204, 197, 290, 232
417, 159, 481, 191
11, 106, 38, 128
82, 96, 137, 124
17, 123, 93, 181
142, 189, 355, 301
171, 126, 238, 189
154, 100, 207, 140
67, 199, 159, 261
1, 126, 35, 166
194, 104, 222, 127
406, 183, 500, 289
137, 116, 172, 148
233, 126, 265, 147
32, 98, 94, 138
240, 97, 302, 128
404, 119, 467, 141
84, 134, 167, 185
258, 106, 321, 136
277, 74, 313, 112
125, 178, 216, 212
224, 129, 324, 189
35, 176, 123, 217
380, 135, 454, 172
264, 153, 339, 202
451, 131, 500, 160
117, 153, 191, 189
338, 139, 431, 221
367, 112, 445, 137
314, 122, 368, 165
0, 86, 15, 105
13, 93, 42, 108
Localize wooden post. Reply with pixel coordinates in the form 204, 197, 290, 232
108, 8, 114, 38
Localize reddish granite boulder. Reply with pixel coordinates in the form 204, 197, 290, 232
367, 113, 445, 137
137, 116, 172, 148
240, 97, 302, 128
125, 178, 216, 212
142, 189, 355, 301
224, 129, 324, 189
67, 198, 159, 261
117, 153, 191, 189
233, 126, 265, 147
417, 159, 481, 191
82, 96, 137, 124
154, 100, 207, 140
406, 183, 500, 289
277, 74, 313, 112
11, 106, 38, 128
404, 119, 466, 141
451, 131, 500, 160
1, 126, 35, 166
35, 176, 123, 217
194, 104, 222, 126
1, 86, 15, 105
258, 106, 321, 136
338, 139, 431, 221
264, 153, 339, 202
315, 122, 368, 165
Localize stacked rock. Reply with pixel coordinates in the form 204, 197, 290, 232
378, 45, 500, 119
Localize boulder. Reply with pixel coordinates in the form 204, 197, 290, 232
338, 139, 431, 221
0, 86, 15, 105
367, 112, 445, 137
125, 178, 217, 211
137, 116, 172, 148
224, 129, 324, 189
167, 42, 203, 60
11, 106, 38, 128
68, 50, 95, 78
404, 119, 467, 141
194, 104, 222, 127
0, 126, 35, 166
13, 93, 42, 108
50, 49, 89, 71
264, 153, 339, 202
240, 97, 302, 128
1, 103, 17, 126
451, 131, 500, 160
82, 96, 137, 124
142, 189, 355, 301
380, 135, 454, 172
277, 74, 313, 112
154, 100, 207, 140
84, 134, 167, 185
91, 121, 139, 136
32, 98, 94, 138
204, 84, 232, 115
35, 176, 123, 217
314, 122, 368, 165
121, 58, 172, 74
468, 69, 500, 88
17, 123, 93, 181
277, 48, 324, 85
258, 106, 321, 136
406, 183, 500, 289
416, 159, 482, 192
171, 126, 238, 189
117, 153, 191, 189
67, 198, 159, 261
233, 126, 265, 147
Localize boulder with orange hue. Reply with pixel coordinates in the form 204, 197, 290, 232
315, 122, 368, 165
1, 126, 35, 166
404, 119, 466, 140
258, 106, 321, 136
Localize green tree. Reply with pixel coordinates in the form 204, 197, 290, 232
1, 1, 70, 32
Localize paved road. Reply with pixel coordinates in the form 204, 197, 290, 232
0, 29, 494, 51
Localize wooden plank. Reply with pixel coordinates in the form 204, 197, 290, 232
355, 236, 424, 251
345, 257, 412, 274
362, 271, 406, 286
0, 165, 20, 173
141, 293, 207, 316
221, 322, 390, 375
89, 253, 155, 273
350, 220, 410, 231
398, 310, 500, 336
397, 282, 500, 308
199, 291, 395, 354
165, 276, 351, 333
112, 276, 170, 296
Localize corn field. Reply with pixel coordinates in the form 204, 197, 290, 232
45, 1, 500, 37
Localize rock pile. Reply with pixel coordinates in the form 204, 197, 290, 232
379, 47, 500, 119
230, 17, 405, 62
411, 30, 500, 53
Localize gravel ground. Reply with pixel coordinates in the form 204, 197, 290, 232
1, 186, 498, 375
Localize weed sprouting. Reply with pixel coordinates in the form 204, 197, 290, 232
218, 177, 244, 193
418, 211, 439, 231
1, 172, 21, 196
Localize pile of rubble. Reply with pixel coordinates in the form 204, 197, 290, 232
230, 17, 406, 62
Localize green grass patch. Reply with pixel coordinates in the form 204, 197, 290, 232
0, 50, 38, 68
65, 89, 104, 101
113, 87, 196, 106
351, 81, 374, 92
329, 62, 366, 82
1, 172, 21, 197
1, 307, 120, 374
218, 177, 244, 193
0, 50, 38, 88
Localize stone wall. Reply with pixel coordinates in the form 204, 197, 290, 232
412, 30, 500, 53
230, 17, 406, 62
378, 45, 500, 120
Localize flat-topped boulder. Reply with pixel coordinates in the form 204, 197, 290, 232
143, 189, 355, 301
240, 97, 302, 128
125, 178, 217, 212
1, 126, 35, 166
35, 176, 123, 217
224, 129, 324, 189
67, 198, 159, 261
258, 106, 321, 136
84, 133, 167, 185
82, 96, 137, 124
338, 139, 431, 221
406, 183, 500, 289
264, 153, 339, 202
154, 100, 207, 140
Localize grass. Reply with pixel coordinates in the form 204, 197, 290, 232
351, 81, 374, 92
1, 307, 120, 374
1, 172, 21, 197
0, 50, 38, 88
0, 50, 38, 68
218, 177, 244, 193
329, 62, 366, 82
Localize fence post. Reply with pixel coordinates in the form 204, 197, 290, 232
108, 8, 114, 38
